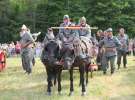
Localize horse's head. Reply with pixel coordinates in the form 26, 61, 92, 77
43, 40, 61, 64
61, 44, 75, 69
73, 38, 83, 56
73, 37, 93, 64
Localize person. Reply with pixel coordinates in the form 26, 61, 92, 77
10, 42, 15, 56
77, 16, 91, 39
41, 28, 56, 61
96, 30, 106, 70
0, 48, 6, 71
20, 24, 35, 74
57, 15, 77, 49
58, 14, 72, 35
99, 28, 121, 74
132, 38, 135, 56
43, 28, 55, 46
96, 30, 103, 42
117, 28, 129, 69
15, 41, 21, 56
56, 15, 78, 68
128, 39, 133, 55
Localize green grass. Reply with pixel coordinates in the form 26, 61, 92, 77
0, 56, 135, 100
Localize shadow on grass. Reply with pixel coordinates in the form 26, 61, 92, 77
110, 95, 135, 100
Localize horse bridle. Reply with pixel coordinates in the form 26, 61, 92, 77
81, 39, 88, 54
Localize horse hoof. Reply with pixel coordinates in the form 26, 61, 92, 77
69, 92, 74, 96
58, 92, 62, 95
46, 92, 51, 96
81, 92, 86, 96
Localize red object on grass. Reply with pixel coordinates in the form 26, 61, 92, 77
89, 63, 98, 71
0, 50, 6, 71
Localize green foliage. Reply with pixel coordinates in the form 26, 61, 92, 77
0, 0, 135, 43
84, 0, 135, 36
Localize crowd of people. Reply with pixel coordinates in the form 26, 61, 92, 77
0, 41, 42, 58
0, 39, 135, 58
0, 38, 134, 59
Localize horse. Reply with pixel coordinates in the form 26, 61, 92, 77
41, 40, 62, 95
73, 36, 93, 95
60, 36, 93, 96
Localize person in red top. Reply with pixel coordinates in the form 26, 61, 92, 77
0, 49, 6, 71
15, 41, 21, 56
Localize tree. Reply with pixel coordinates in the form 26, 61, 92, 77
84, 0, 135, 37
0, 0, 135, 43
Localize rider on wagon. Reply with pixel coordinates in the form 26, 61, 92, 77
56, 15, 77, 49
77, 16, 91, 39
58, 14, 72, 35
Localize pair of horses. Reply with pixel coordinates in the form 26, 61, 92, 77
41, 36, 95, 96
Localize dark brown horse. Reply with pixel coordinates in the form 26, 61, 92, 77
61, 36, 93, 96
41, 40, 62, 95
73, 37, 93, 95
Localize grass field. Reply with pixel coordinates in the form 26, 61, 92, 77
0, 56, 135, 100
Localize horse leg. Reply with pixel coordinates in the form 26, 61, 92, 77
46, 68, 52, 95
69, 67, 74, 96
54, 76, 57, 86
85, 65, 89, 86
57, 68, 62, 95
80, 64, 86, 96
54, 69, 57, 86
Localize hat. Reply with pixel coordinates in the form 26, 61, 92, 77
80, 16, 86, 22
97, 29, 103, 33
106, 28, 112, 32
63, 15, 69, 19
21, 24, 27, 30
48, 28, 53, 31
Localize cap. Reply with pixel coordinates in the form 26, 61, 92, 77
63, 15, 69, 19
106, 28, 112, 32
48, 28, 53, 31
80, 16, 86, 22
97, 29, 103, 33
21, 24, 27, 30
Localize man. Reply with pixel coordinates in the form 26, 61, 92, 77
132, 38, 135, 56
57, 15, 77, 49
43, 28, 55, 46
96, 30, 106, 70
41, 28, 56, 63
117, 28, 129, 69
78, 16, 91, 39
56, 15, 78, 69
96, 30, 103, 42
20, 24, 35, 74
99, 28, 121, 74
58, 14, 73, 35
